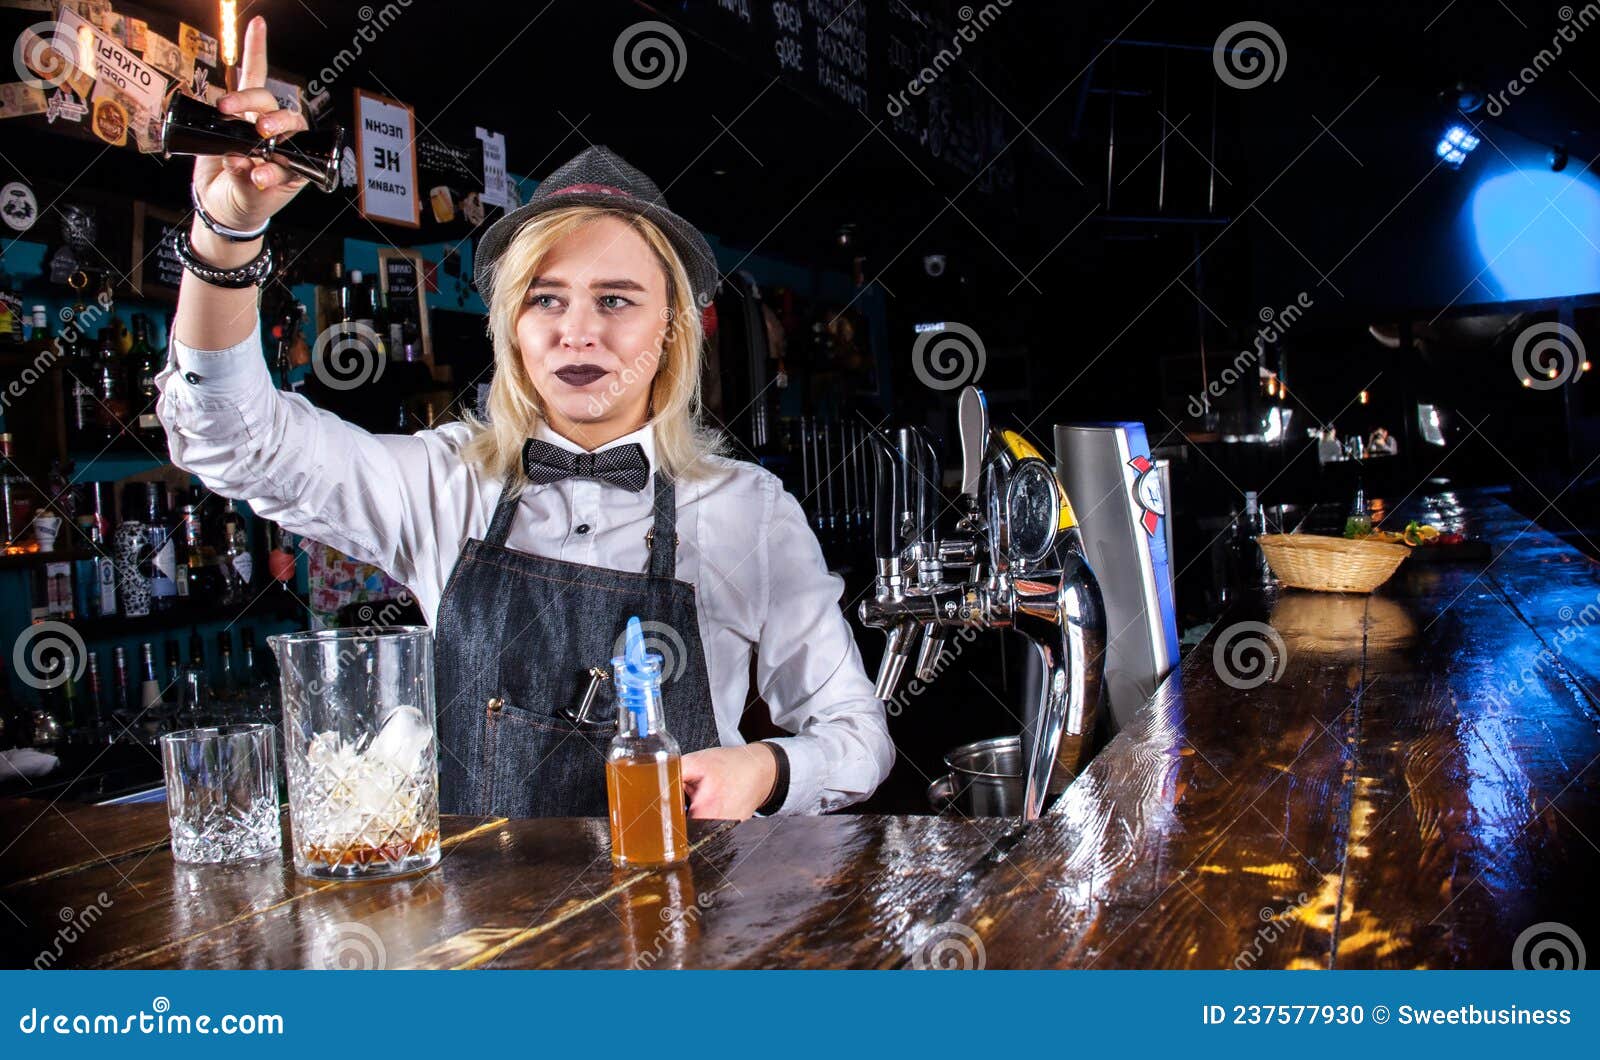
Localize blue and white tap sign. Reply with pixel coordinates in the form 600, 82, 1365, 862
354, 88, 420, 228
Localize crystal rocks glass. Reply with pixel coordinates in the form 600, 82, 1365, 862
160, 723, 282, 864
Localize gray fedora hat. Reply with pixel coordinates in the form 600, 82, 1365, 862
473, 144, 720, 310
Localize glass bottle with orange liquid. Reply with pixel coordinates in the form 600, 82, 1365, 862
606, 618, 688, 867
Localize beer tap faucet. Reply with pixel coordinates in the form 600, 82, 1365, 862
858, 386, 1108, 820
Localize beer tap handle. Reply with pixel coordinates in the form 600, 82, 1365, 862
798, 418, 814, 519
958, 386, 989, 517
808, 417, 825, 533
866, 427, 903, 561
822, 419, 836, 533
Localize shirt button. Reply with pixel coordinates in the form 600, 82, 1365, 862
184, 371, 202, 384
575, 523, 591, 535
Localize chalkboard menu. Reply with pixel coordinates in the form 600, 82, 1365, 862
377, 248, 432, 366
661, 0, 1015, 196
132, 202, 187, 298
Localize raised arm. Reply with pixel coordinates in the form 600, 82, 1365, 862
158, 17, 452, 604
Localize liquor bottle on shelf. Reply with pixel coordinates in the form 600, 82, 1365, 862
239, 627, 277, 721
143, 483, 178, 614
82, 652, 107, 744
176, 496, 205, 601
136, 642, 166, 740
62, 311, 97, 450
218, 499, 252, 605
188, 627, 205, 671
92, 329, 131, 449
128, 314, 167, 453
164, 640, 183, 690
1, 432, 39, 554
113, 487, 149, 618
109, 645, 135, 742
267, 521, 297, 585
71, 515, 103, 618
213, 630, 239, 717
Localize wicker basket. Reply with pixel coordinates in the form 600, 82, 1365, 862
1257, 533, 1410, 594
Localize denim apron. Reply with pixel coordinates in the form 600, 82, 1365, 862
434, 470, 721, 817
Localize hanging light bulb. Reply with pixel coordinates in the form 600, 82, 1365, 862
1359, 390, 1369, 405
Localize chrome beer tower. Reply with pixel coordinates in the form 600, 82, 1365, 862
858, 387, 1107, 819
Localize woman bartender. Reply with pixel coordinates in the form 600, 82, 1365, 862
156, 18, 893, 819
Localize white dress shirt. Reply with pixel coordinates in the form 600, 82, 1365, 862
154, 327, 894, 814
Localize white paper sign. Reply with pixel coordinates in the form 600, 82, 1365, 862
476, 126, 508, 209
57, 5, 167, 115
356, 90, 418, 227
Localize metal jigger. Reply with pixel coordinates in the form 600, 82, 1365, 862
160, 91, 344, 193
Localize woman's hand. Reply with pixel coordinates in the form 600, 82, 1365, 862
192, 16, 311, 231
681, 744, 779, 820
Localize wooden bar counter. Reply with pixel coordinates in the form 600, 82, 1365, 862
4, 489, 1597, 969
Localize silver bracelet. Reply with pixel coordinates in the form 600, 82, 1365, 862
191, 183, 271, 242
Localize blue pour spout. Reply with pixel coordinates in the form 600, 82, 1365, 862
613, 616, 661, 733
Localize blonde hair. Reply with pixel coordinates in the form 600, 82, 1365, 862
463, 204, 724, 492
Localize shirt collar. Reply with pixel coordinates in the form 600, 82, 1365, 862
533, 419, 656, 478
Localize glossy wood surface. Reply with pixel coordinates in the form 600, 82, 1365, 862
3, 491, 1595, 968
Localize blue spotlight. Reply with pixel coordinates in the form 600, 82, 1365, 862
1435, 124, 1480, 168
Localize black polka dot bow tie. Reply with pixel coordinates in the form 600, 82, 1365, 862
522, 437, 650, 492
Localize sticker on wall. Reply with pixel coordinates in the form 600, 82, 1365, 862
90, 96, 128, 146
340, 146, 358, 188
178, 23, 219, 67
0, 82, 48, 120
0, 182, 38, 233
1127, 455, 1165, 537
45, 88, 86, 124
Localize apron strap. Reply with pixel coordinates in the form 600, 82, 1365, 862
483, 468, 678, 579
647, 470, 678, 580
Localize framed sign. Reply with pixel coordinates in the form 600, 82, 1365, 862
377, 247, 432, 368
353, 88, 420, 227
130, 202, 187, 300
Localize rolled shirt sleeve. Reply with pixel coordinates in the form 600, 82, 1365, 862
753, 476, 894, 814
154, 325, 460, 616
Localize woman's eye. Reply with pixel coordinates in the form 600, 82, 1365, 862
527, 293, 560, 309
599, 295, 633, 310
